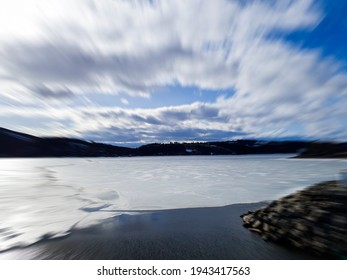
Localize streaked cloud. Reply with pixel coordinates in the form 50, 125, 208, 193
1, 0, 347, 144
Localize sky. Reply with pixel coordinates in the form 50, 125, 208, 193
0, 0, 347, 146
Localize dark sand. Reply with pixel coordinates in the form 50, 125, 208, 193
0, 202, 323, 260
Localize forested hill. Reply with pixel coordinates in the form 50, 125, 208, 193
1, 127, 345, 158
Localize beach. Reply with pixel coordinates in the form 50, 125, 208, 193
0, 202, 324, 260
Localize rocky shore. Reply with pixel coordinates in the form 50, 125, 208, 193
241, 181, 347, 258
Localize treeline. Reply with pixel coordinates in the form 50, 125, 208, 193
1, 127, 346, 158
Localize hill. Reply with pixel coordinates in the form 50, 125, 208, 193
0, 127, 133, 157
1, 127, 346, 158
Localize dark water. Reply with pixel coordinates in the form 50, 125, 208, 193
0, 202, 323, 260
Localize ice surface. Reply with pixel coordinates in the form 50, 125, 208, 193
0, 155, 345, 251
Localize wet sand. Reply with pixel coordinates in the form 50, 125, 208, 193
0, 202, 323, 260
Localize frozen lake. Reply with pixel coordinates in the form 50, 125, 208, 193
0, 155, 346, 251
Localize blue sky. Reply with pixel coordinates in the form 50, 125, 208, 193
0, 0, 347, 146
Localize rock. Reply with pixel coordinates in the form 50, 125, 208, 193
290, 229, 305, 239
252, 220, 262, 229
249, 228, 262, 234
240, 180, 347, 258
313, 227, 327, 238
273, 205, 284, 214
263, 223, 270, 232
289, 238, 305, 249
331, 215, 347, 227
241, 214, 252, 224
306, 215, 319, 223
295, 222, 308, 232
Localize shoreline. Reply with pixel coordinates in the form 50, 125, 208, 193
0, 202, 325, 260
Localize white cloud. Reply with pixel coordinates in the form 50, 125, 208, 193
1, 0, 347, 142
120, 98, 129, 105
0, 0, 322, 98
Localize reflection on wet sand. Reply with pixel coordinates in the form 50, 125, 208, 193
0, 203, 324, 260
